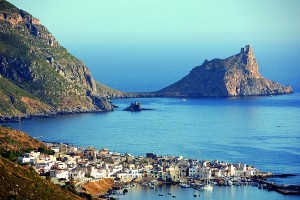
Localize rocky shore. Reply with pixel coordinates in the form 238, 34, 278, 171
0, 108, 110, 123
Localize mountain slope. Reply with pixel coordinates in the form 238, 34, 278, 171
158, 45, 292, 97
0, 0, 125, 121
0, 125, 46, 153
0, 125, 84, 199
0, 156, 84, 200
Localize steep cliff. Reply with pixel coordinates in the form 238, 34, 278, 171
158, 45, 292, 97
0, 1, 124, 121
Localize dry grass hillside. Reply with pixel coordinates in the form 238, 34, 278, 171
83, 178, 114, 196
0, 125, 46, 152
0, 126, 85, 199
0, 156, 83, 200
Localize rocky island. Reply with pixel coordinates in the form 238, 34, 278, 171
157, 45, 292, 97
123, 102, 153, 111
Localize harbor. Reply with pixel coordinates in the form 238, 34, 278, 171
17, 142, 300, 198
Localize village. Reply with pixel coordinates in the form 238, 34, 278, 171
17, 142, 264, 190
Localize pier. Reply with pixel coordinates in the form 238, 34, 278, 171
254, 179, 300, 195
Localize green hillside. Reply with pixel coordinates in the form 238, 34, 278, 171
0, 0, 125, 121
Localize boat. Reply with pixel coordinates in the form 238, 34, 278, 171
227, 181, 233, 186
172, 195, 176, 198
149, 183, 155, 189
200, 170, 213, 190
158, 194, 164, 196
180, 183, 191, 188
193, 193, 200, 197
168, 192, 172, 195
201, 184, 213, 190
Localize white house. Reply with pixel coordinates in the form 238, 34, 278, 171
130, 169, 140, 178
18, 152, 39, 164
54, 161, 67, 170
50, 169, 69, 179
188, 165, 199, 177
51, 146, 60, 153
211, 168, 222, 178
112, 165, 123, 174
246, 166, 257, 177
117, 172, 130, 179
69, 169, 85, 181
90, 168, 106, 179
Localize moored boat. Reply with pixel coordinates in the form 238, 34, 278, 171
193, 192, 200, 197
180, 183, 191, 188
201, 184, 213, 190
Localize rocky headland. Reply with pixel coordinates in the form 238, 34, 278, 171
156, 45, 292, 97
0, 1, 126, 122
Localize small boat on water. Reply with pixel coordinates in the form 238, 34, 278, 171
228, 181, 233, 186
200, 170, 213, 190
168, 192, 172, 195
158, 194, 164, 196
149, 184, 155, 189
193, 193, 200, 197
180, 183, 191, 188
201, 184, 213, 190
172, 195, 176, 198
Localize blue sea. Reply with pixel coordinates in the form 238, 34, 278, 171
2, 92, 300, 199
2, 42, 300, 199
109, 185, 300, 200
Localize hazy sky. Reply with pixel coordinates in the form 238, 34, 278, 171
8, 0, 300, 91
8, 0, 300, 44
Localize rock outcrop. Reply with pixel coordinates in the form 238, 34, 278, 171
158, 45, 292, 97
0, 1, 126, 121
123, 102, 153, 111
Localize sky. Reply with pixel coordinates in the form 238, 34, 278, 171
8, 0, 300, 92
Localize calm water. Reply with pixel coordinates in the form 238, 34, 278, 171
2, 92, 300, 199
110, 185, 300, 200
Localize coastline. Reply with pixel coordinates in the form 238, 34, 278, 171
0, 109, 110, 123
0, 91, 295, 123
18, 141, 300, 198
